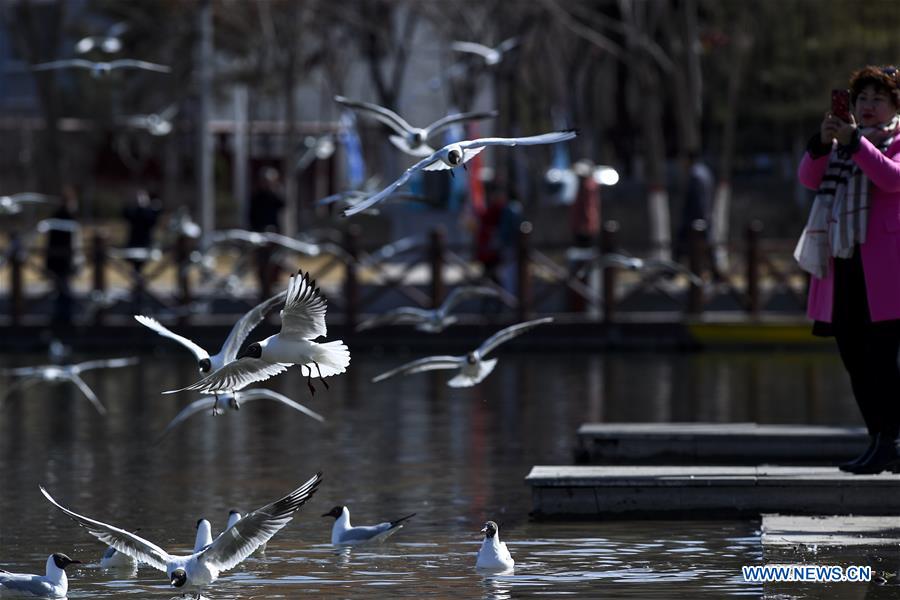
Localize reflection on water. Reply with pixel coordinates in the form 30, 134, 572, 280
0, 349, 883, 597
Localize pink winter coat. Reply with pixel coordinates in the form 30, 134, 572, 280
798, 136, 900, 322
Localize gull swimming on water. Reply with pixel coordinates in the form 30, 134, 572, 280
372, 317, 552, 388
356, 285, 501, 333
156, 388, 324, 442
342, 130, 577, 217
163, 270, 350, 397
0, 553, 81, 598
0, 357, 139, 415
40, 473, 322, 599
335, 96, 497, 157
476, 521, 514, 572
322, 506, 416, 545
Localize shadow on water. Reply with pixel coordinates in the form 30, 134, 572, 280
2, 349, 885, 598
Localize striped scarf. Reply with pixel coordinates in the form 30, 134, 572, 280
794, 115, 900, 278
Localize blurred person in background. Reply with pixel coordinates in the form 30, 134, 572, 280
123, 188, 161, 261
795, 65, 900, 474
571, 159, 601, 248
45, 185, 79, 325
674, 150, 715, 268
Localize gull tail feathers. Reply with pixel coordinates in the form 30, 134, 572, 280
311, 340, 351, 377
447, 358, 497, 388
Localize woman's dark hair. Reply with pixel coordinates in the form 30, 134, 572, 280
849, 65, 900, 107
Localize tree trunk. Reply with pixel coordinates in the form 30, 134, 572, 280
197, 0, 215, 247
712, 31, 752, 271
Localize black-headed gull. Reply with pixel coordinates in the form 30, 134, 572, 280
208, 229, 337, 257
163, 270, 350, 397
0, 193, 57, 215
452, 38, 519, 67
135, 289, 286, 376
571, 250, 704, 286
342, 130, 577, 217
357, 286, 501, 333
120, 105, 178, 136
156, 388, 324, 442
32, 58, 171, 77
372, 317, 552, 388
335, 96, 497, 157
1, 357, 139, 415
322, 506, 415, 545
40, 472, 322, 598
0, 553, 81, 598
476, 521, 514, 571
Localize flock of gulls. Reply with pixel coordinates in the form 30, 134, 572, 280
2, 266, 533, 597
0, 30, 570, 598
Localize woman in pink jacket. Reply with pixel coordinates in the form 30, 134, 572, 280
795, 66, 900, 474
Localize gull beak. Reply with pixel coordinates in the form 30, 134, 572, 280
70, 559, 82, 565
480, 526, 487, 533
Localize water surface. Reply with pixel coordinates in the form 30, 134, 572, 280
1, 350, 890, 598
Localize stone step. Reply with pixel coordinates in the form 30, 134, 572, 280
575, 423, 868, 464
526, 465, 900, 519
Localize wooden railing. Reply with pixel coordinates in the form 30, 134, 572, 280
3, 220, 810, 326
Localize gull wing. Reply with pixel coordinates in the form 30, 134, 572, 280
317, 190, 366, 207
356, 307, 432, 331
342, 152, 440, 217
477, 317, 554, 357
371, 355, 462, 383
155, 396, 218, 441
33, 59, 95, 71
220, 290, 287, 363
388, 134, 435, 157
9, 193, 57, 205
39, 486, 170, 573
595, 253, 639, 269
644, 258, 705, 287
134, 315, 210, 363
67, 374, 108, 415
279, 271, 328, 341
496, 37, 519, 54
450, 41, 495, 60
0, 366, 46, 377
264, 232, 322, 256
440, 285, 501, 314
423, 110, 498, 139
238, 388, 325, 422
359, 235, 420, 267
200, 472, 322, 572
459, 130, 578, 151
72, 357, 139, 373
162, 359, 289, 395
109, 59, 171, 73
334, 96, 414, 137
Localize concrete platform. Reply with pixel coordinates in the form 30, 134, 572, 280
761, 514, 900, 547
527, 465, 900, 519
575, 423, 868, 464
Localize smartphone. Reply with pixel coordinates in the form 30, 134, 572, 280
831, 89, 851, 122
